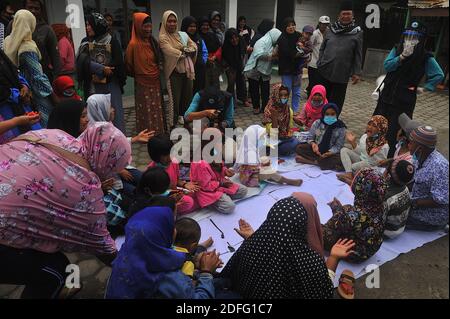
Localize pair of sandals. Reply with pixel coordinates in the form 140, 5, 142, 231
337, 270, 355, 299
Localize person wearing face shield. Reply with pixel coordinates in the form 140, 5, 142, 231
373, 20, 444, 159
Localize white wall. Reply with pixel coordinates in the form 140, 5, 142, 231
237, 0, 276, 31
294, 0, 340, 29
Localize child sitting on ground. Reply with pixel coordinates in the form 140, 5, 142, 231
337, 115, 389, 185
383, 159, 415, 239
378, 129, 412, 167
294, 84, 328, 131
190, 157, 248, 214
174, 218, 214, 278
148, 134, 200, 215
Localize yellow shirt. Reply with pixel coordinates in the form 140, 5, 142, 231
173, 246, 195, 277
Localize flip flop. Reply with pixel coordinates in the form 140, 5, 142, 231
337, 270, 355, 299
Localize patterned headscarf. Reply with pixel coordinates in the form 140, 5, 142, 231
366, 115, 388, 156
262, 83, 292, 138
221, 197, 334, 299
351, 167, 388, 215
78, 122, 131, 180
86, 12, 109, 39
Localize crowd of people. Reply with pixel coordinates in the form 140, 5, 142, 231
0, 0, 448, 299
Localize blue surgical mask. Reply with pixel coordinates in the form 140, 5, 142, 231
280, 98, 289, 105
323, 116, 337, 125
411, 148, 421, 166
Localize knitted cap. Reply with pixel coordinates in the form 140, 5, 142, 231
410, 125, 437, 149
390, 159, 415, 186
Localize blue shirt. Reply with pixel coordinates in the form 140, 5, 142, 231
184, 92, 235, 128
410, 150, 449, 227
155, 270, 215, 299
384, 48, 444, 91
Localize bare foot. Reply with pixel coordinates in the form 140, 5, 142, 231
199, 236, 214, 249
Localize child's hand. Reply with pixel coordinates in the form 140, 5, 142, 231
185, 182, 200, 192
234, 219, 255, 240
330, 238, 356, 259
200, 250, 221, 273
327, 197, 342, 211
221, 179, 233, 188
346, 131, 356, 144
131, 129, 155, 144
101, 178, 115, 192
118, 169, 134, 182
170, 191, 184, 202
225, 168, 235, 177
15, 114, 40, 126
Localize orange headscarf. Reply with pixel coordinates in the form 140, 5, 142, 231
125, 12, 159, 86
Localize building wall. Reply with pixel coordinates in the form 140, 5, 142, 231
294, 0, 340, 29
190, 0, 226, 22
237, 0, 277, 30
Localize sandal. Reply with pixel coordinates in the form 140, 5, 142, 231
337, 270, 355, 299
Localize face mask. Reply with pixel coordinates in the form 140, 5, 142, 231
323, 116, 337, 125
411, 148, 421, 166
311, 100, 323, 108
280, 98, 289, 105
372, 133, 379, 139
63, 89, 75, 97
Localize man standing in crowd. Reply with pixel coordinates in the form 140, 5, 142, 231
317, 1, 363, 111
306, 15, 330, 97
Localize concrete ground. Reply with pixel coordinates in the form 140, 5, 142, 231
0, 77, 448, 299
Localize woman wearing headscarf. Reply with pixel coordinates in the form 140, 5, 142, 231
220, 197, 355, 298
338, 115, 389, 185
222, 28, 249, 106
51, 23, 75, 76
296, 103, 346, 171
4, 10, 55, 128
181, 16, 208, 94
125, 12, 166, 134
323, 168, 388, 263
159, 10, 197, 127
262, 84, 300, 156
47, 99, 88, 138
52, 75, 82, 101
198, 15, 222, 89
294, 84, 328, 130
244, 28, 281, 114
373, 20, 444, 158
0, 122, 131, 298
237, 16, 255, 49
76, 12, 126, 134
209, 11, 224, 45
249, 19, 274, 48
106, 203, 221, 299
277, 18, 303, 113
0, 48, 41, 144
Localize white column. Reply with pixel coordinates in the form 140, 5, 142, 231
226, 0, 238, 28
66, 0, 87, 54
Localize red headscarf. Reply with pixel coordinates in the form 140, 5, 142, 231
53, 75, 81, 100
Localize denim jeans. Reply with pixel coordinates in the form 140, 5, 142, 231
281, 74, 302, 113
278, 137, 301, 156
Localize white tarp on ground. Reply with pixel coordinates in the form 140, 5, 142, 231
116, 161, 447, 286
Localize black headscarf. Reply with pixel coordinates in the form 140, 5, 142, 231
86, 12, 109, 40
395, 21, 430, 71
237, 16, 252, 46
221, 197, 334, 299
181, 16, 200, 42
221, 28, 246, 71
0, 49, 20, 105
199, 16, 221, 52
318, 103, 346, 154
250, 19, 274, 47
277, 18, 301, 59
47, 100, 87, 137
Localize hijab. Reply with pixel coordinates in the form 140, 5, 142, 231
244, 28, 281, 76
235, 124, 267, 168
52, 75, 81, 100
237, 16, 252, 46
86, 94, 112, 122
221, 197, 334, 299
277, 17, 301, 59
262, 83, 291, 138
302, 84, 328, 123
86, 12, 109, 40
292, 192, 325, 257
51, 23, 72, 43
250, 19, 274, 47
318, 103, 346, 154
4, 10, 41, 66
366, 115, 388, 156
125, 12, 160, 84
180, 16, 200, 42
106, 206, 186, 298
47, 99, 86, 138
0, 49, 21, 104
198, 16, 221, 53
222, 28, 246, 71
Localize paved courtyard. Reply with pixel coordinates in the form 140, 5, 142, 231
0, 77, 448, 299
